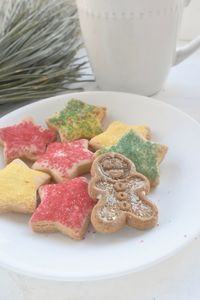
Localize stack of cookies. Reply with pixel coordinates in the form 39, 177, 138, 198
0, 99, 168, 240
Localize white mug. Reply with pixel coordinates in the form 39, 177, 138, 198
76, 0, 200, 96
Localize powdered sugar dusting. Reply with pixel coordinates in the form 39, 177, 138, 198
131, 200, 153, 218
98, 205, 119, 222
95, 177, 152, 220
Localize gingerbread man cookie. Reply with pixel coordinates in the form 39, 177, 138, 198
89, 153, 158, 234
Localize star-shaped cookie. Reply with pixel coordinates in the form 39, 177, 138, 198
89, 121, 151, 151
32, 140, 94, 182
0, 159, 50, 214
0, 118, 56, 163
97, 130, 168, 187
30, 177, 95, 240
46, 99, 106, 142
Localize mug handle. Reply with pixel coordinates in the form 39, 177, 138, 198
173, 0, 200, 65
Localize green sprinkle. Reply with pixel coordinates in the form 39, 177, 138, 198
48, 99, 104, 142
97, 130, 167, 185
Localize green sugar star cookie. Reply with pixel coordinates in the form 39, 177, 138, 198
96, 130, 168, 187
47, 99, 106, 142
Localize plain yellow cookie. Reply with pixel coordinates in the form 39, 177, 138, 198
0, 159, 50, 214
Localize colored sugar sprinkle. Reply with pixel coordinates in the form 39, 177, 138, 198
97, 130, 167, 184
48, 99, 105, 142
33, 140, 93, 180
31, 177, 95, 229
0, 159, 49, 213
0, 119, 56, 162
89, 121, 150, 149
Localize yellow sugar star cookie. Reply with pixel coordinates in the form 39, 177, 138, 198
89, 121, 151, 151
0, 159, 50, 214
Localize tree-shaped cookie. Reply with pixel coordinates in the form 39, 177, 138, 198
89, 153, 158, 234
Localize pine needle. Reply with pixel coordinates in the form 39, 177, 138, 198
0, 0, 93, 104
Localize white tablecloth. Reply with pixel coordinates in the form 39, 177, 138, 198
0, 48, 200, 300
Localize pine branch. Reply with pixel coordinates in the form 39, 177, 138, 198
0, 0, 93, 105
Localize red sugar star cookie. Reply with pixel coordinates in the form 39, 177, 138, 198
30, 177, 95, 240
0, 119, 56, 163
32, 140, 94, 182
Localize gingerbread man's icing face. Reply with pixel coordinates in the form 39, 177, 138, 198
99, 155, 133, 179
89, 152, 158, 233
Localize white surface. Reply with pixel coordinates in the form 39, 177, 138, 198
181, 0, 200, 40
2, 91, 200, 281
0, 50, 200, 300
76, 0, 200, 96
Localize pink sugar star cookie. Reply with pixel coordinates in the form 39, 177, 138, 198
32, 140, 94, 182
0, 119, 56, 163
30, 177, 95, 240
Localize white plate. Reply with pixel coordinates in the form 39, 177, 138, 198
0, 91, 200, 281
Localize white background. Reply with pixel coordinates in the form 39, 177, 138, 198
181, 0, 200, 40
0, 45, 200, 300
0, 1, 200, 299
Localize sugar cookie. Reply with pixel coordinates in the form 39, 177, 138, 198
97, 130, 168, 187
89, 121, 151, 151
0, 159, 50, 214
30, 177, 95, 240
0, 118, 56, 163
47, 99, 106, 142
32, 140, 94, 182
89, 153, 158, 233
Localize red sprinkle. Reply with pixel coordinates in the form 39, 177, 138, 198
0, 120, 56, 162
31, 177, 95, 230
33, 140, 94, 178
